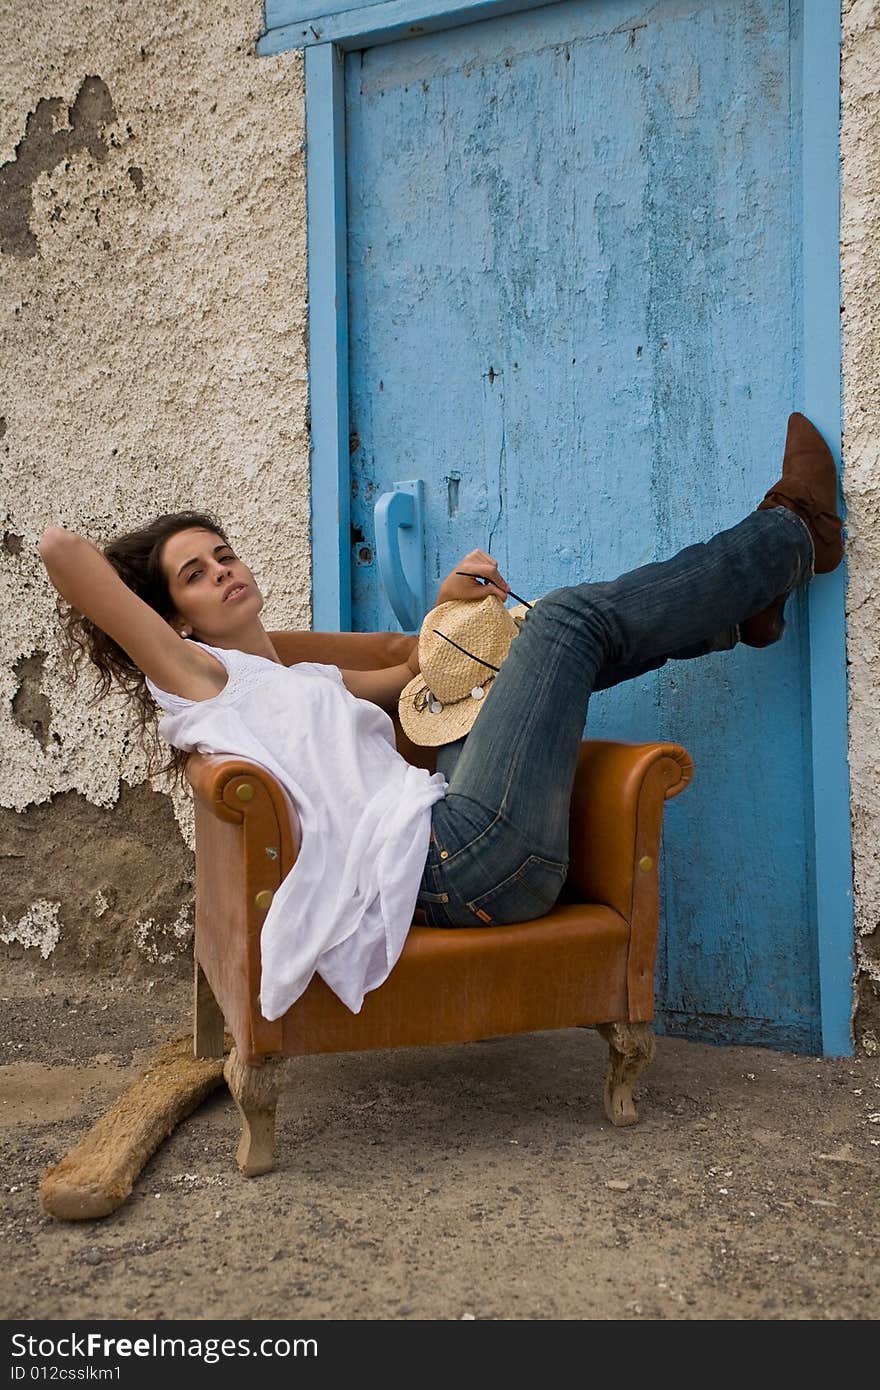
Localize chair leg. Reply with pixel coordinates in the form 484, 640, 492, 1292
223, 1047, 288, 1176
193, 960, 225, 1059
596, 1021, 655, 1127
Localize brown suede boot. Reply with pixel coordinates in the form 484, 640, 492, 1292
740, 412, 843, 647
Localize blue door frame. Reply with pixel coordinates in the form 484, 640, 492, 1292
258, 0, 854, 1056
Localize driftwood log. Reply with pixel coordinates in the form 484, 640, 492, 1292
39, 1034, 229, 1221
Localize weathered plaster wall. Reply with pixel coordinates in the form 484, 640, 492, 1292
0, 0, 307, 976
842, 0, 880, 1054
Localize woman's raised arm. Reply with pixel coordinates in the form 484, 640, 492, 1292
38, 526, 213, 696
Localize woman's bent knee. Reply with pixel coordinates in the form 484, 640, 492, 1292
525, 584, 614, 650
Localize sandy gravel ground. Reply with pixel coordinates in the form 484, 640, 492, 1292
1, 957, 878, 1322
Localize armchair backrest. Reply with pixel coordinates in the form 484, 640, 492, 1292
269, 629, 416, 671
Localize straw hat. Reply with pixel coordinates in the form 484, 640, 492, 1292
398, 594, 531, 747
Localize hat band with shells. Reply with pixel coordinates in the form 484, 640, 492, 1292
410, 674, 494, 718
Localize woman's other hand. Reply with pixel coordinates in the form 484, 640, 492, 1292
436, 549, 510, 605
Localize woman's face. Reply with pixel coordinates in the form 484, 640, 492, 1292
160, 527, 264, 640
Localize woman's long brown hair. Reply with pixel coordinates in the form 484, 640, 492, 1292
56, 510, 231, 791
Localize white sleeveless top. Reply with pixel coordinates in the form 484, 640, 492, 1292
146, 642, 447, 1020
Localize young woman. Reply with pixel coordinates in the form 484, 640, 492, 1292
39, 412, 843, 1021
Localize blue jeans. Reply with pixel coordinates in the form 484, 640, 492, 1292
415, 507, 814, 927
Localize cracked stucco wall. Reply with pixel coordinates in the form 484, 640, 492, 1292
0, 0, 308, 976
842, 0, 880, 1054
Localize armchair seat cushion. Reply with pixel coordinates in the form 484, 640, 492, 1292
279, 905, 629, 1055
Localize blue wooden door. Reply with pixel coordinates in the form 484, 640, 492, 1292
345, 0, 823, 1050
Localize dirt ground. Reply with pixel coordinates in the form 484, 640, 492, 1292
1, 954, 878, 1323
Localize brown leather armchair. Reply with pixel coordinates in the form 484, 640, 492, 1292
187, 629, 693, 1175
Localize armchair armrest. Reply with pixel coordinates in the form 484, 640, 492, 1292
185, 753, 299, 1058
567, 740, 693, 1021
567, 740, 692, 910
185, 753, 301, 856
